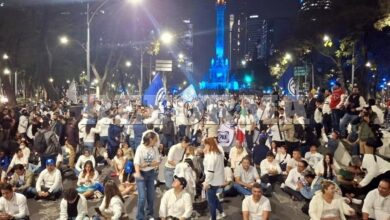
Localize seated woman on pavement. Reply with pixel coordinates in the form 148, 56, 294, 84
112, 148, 127, 181
77, 160, 103, 199
314, 153, 340, 182
74, 149, 96, 176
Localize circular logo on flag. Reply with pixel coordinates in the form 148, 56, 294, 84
155, 88, 166, 106
288, 78, 296, 95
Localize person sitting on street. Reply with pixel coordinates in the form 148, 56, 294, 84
77, 160, 102, 200
229, 140, 248, 171
159, 175, 193, 220
7, 149, 28, 174
286, 148, 302, 174
33, 159, 63, 200
9, 164, 34, 198
234, 156, 267, 197
94, 180, 127, 220
314, 153, 340, 181
0, 183, 30, 220
242, 183, 271, 220
59, 188, 89, 220
299, 169, 323, 201
74, 149, 96, 176
275, 145, 291, 174
282, 160, 308, 201
304, 144, 323, 169
362, 178, 390, 220
260, 151, 283, 188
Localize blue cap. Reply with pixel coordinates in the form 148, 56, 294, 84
46, 159, 55, 166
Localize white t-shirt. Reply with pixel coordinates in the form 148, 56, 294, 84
321, 199, 341, 218
165, 143, 186, 169
224, 167, 233, 183
242, 195, 271, 220
229, 147, 248, 170
234, 165, 260, 184
134, 144, 160, 172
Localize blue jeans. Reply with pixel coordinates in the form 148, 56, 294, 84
207, 185, 223, 220
339, 113, 359, 137
100, 136, 108, 147
331, 109, 343, 132
136, 170, 156, 220
164, 167, 175, 189
233, 183, 252, 196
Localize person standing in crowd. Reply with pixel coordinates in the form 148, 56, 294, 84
330, 82, 345, 133
33, 159, 62, 200
65, 117, 78, 152
94, 180, 126, 220
244, 110, 256, 150
164, 136, 190, 189
305, 92, 317, 129
309, 180, 355, 220
132, 114, 146, 150
313, 100, 323, 139
78, 113, 88, 144
134, 132, 160, 220
83, 119, 99, 153
108, 117, 122, 160
340, 86, 366, 138
59, 188, 89, 220
161, 113, 175, 150
159, 176, 193, 220
280, 115, 299, 154
242, 183, 271, 220
362, 179, 390, 220
17, 109, 29, 140
96, 111, 113, 148
322, 89, 332, 135
203, 137, 226, 220
0, 183, 29, 220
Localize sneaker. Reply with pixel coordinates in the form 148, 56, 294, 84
217, 211, 226, 219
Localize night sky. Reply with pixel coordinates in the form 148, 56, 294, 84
3, 0, 300, 79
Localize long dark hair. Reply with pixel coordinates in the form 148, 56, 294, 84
142, 131, 157, 146
323, 153, 334, 180
104, 180, 124, 209
82, 160, 95, 178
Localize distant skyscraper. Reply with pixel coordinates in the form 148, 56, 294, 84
300, 0, 332, 11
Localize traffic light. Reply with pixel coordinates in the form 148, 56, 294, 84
244, 75, 253, 84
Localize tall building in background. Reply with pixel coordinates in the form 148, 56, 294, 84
300, 0, 332, 11
231, 13, 274, 70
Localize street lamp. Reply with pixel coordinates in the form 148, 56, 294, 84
160, 31, 174, 45
127, 0, 142, 4
241, 60, 247, 67
365, 62, 372, 68
125, 61, 132, 67
2, 53, 9, 60
323, 35, 330, 42
49, 78, 54, 83
183, 81, 187, 86
59, 36, 69, 45
3, 68, 10, 75
284, 53, 292, 61
178, 53, 184, 59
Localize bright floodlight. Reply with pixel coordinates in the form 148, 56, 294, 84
125, 61, 132, 67
178, 53, 184, 59
49, 78, 54, 83
183, 81, 187, 85
128, 0, 142, 4
160, 32, 174, 45
323, 35, 330, 42
284, 53, 292, 61
152, 71, 156, 76
2, 53, 9, 60
3, 68, 10, 75
241, 60, 247, 66
365, 62, 372, 68
59, 36, 69, 45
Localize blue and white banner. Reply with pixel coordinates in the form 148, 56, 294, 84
180, 84, 197, 102
143, 73, 166, 107
278, 66, 296, 96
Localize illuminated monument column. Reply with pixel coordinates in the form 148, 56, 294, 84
200, 0, 237, 91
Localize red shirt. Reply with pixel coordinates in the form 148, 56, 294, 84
330, 88, 344, 109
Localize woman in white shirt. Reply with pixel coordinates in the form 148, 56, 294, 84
203, 137, 226, 220
134, 131, 160, 220
95, 180, 127, 220
314, 153, 340, 181
83, 120, 99, 153
275, 145, 291, 173
74, 149, 96, 176
112, 148, 127, 182
77, 161, 100, 199
309, 180, 355, 220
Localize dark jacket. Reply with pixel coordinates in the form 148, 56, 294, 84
108, 124, 122, 147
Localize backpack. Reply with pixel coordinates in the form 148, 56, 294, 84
294, 123, 306, 141
34, 131, 48, 154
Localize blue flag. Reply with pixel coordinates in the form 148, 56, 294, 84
278, 66, 296, 96
180, 84, 197, 102
143, 73, 166, 107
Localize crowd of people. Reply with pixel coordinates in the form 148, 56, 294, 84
0, 82, 388, 220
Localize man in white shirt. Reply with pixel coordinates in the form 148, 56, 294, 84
260, 152, 283, 187
97, 112, 113, 147
286, 148, 302, 174
242, 183, 271, 220
159, 176, 193, 220
282, 160, 308, 201
362, 179, 390, 220
78, 113, 88, 142
164, 137, 190, 189
304, 144, 323, 169
0, 183, 29, 220
33, 159, 62, 200
233, 156, 262, 196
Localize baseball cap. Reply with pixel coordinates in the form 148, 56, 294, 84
46, 159, 55, 166
174, 175, 187, 188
